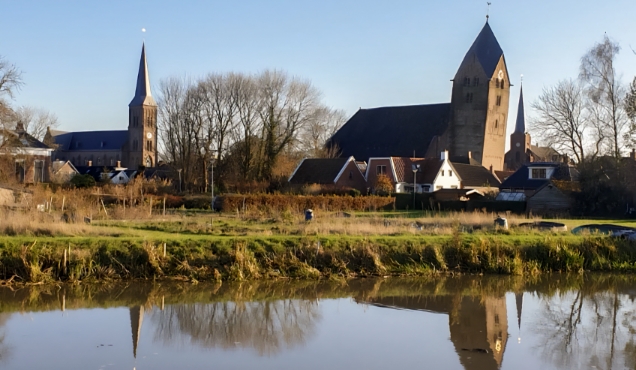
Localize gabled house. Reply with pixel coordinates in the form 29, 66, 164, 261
497, 162, 579, 212
366, 151, 461, 193
0, 122, 54, 183
51, 160, 79, 184
288, 157, 367, 192
451, 162, 501, 192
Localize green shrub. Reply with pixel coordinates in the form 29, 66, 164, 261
70, 174, 96, 188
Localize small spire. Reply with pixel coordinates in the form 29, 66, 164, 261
514, 81, 525, 134
129, 43, 157, 107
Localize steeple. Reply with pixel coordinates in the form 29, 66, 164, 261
514, 85, 525, 134
515, 292, 523, 343
460, 22, 504, 77
130, 306, 144, 358
129, 43, 156, 107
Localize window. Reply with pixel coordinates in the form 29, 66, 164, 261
463, 77, 470, 86
532, 168, 547, 179
496, 95, 502, 106
441, 170, 445, 176
349, 171, 353, 179
449, 170, 453, 177
146, 140, 153, 151
495, 79, 500, 89
423, 185, 431, 192
495, 120, 499, 129
376, 165, 386, 175
15, 160, 25, 183
465, 93, 473, 103
500, 79, 505, 89
473, 77, 479, 86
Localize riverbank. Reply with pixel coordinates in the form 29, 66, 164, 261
1, 232, 636, 284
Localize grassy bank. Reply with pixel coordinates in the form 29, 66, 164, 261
2, 208, 636, 284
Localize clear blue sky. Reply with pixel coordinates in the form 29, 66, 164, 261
2, 0, 636, 143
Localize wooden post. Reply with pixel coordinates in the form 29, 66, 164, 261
61, 196, 65, 212
163, 243, 166, 258
49, 196, 53, 214
63, 248, 67, 274
101, 199, 108, 217
149, 197, 153, 216
163, 197, 166, 216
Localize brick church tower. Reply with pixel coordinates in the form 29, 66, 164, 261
126, 43, 158, 170
448, 22, 510, 171
504, 85, 532, 170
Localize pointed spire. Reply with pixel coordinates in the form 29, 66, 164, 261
129, 43, 157, 107
459, 22, 504, 77
515, 292, 523, 343
514, 85, 525, 134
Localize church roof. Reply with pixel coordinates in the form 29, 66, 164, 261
514, 86, 525, 134
52, 130, 128, 151
129, 43, 156, 107
328, 103, 451, 160
461, 22, 504, 77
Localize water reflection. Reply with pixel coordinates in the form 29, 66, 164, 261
149, 300, 319, 355
1, 275, 636, 370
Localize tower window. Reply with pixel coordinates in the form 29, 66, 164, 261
473, 77, 479, 86
146, 140, 153, 151
495, 120, 499, 128
466, 93, 473, 103
496, 96, 502, 106
463, 77, 470, 87
500, 79, 505, 89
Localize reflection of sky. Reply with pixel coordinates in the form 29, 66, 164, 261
0, 293, 631, 370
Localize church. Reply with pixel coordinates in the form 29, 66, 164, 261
329, 21, 511, 171
44, 44, 158, 171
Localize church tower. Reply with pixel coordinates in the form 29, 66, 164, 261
448, 22, 510, 171
127, 43, 158, 170
505, 85, 532, 170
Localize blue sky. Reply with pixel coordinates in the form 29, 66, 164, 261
2, 0, 636, 141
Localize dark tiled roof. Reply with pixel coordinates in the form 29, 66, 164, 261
2, 128, 51, 150
289, 158, 350, 184
328, 103, 451, 160
392, 157, 443, 184
460, 22, 504, 77
451, 162, 501, 187
53, 130, 128, 151
500, 163, 578, 190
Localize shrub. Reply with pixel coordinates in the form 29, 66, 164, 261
374, 174, 393, 196
70, 174, 96, 188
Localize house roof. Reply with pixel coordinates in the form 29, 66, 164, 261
450, 155, 481, 166
495, 170, 515, 182
451, 162, 501, 187
2, 123, 51, 150
529, 145, 560, 161
390, 157, 444, 184
500, 163, 578, 190
52, 160, 78, 174
328, 103, 451, 160
52, 130, 128, 151
288, 157, 352, 184
458, 22, 505, 77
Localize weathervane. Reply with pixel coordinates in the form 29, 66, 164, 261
141, 27, 146, 43
487, 2, 492, 20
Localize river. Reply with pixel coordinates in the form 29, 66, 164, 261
0, 275, 635, 370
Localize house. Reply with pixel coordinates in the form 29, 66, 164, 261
497, 162, 579, 212
366, 151, 460, 193
451, 162, 501, 192
0, 122, 54, 183
74, 162, 134, 184
51, 160, 79, 184
288, 157, 367, 192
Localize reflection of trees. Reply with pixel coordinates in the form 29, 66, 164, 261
0, 313, 11, 362
535, 290, 636, 370
150, 299, 320, 355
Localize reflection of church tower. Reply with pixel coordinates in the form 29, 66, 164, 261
515, 293, 523, 343
449, 296, 508, 370
126, 43, 158, 170
130, 306, 145, 358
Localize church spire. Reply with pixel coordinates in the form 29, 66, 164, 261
129, 43, 156, 107
514, 85, 525, 134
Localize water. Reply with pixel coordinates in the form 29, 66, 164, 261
1, 275, 636, 370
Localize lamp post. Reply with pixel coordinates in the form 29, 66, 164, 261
412, 164, 420, 211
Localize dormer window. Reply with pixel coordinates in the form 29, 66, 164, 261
531, 168, 547, 179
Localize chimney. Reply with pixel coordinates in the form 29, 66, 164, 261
88, 160, 93, 167
440, 150, 448, 161
117, 160, 121, 168
467, 151, 472, 160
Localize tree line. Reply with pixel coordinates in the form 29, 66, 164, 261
157, 70, 345, 192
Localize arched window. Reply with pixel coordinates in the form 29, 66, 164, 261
495, 120, 499, 129
515, 151, 521, 162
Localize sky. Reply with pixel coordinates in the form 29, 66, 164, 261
2, 0, 636, 143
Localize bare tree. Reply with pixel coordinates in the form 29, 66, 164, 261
11, 106, 59, 140
624, 77, 636, 148
0, 56, 23, 131
531, 79, 589, 163
300, 106, 347, 158
256, 70, 320, 180
580, 35, 628, 159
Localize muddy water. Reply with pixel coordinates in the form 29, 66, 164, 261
1, 275, 636, 370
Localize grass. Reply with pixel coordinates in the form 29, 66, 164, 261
1, 207, 636, 284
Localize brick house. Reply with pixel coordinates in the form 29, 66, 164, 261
0, 122, 54, 184
288, 157, 367, 192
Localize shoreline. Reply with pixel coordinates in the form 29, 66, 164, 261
1, 233, 635, 284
